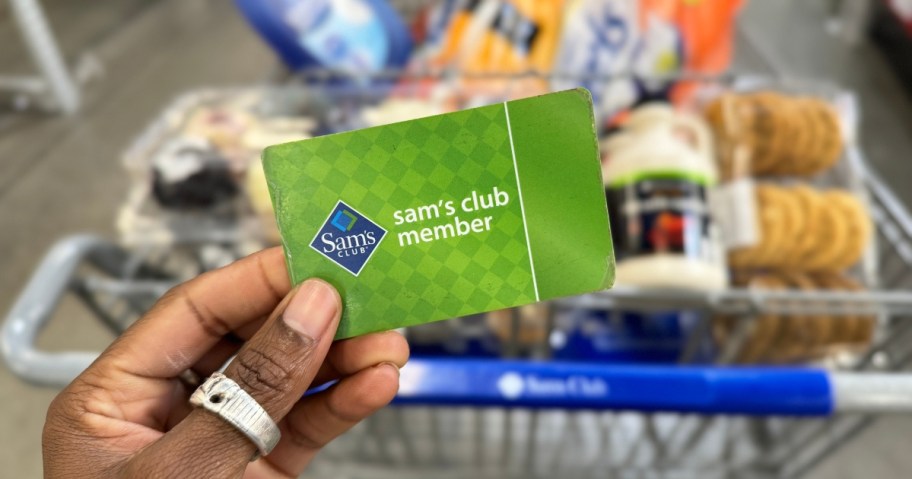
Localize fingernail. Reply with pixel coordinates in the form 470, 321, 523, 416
377, 361, 401, 377
283, 279, 340, 339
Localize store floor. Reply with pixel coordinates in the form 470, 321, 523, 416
0, 0, 910, 477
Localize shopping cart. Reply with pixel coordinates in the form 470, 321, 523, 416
6, 74, 912, 479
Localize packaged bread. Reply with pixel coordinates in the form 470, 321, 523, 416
716, 271, 876, 364
728, 184, 871, 272
705, 91, 843, 179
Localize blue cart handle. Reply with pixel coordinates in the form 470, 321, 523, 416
395, 359, 912, 416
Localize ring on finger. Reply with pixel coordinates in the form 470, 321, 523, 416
190, 373, 281, 459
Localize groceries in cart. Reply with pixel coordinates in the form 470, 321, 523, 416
409, 0, 743, 115
234, 0, 414, 74
151, 136, 241, 211
262, 89, 615, 338
726, 184, 872, 272
700, 89, 877, 365
113, 0, 875, 369
602, 103, 727, 291
562, 86, 873, 367
706, 91, 845, 179
115, 80, 880, 369
714, 271, 876, 364
119, 93, 317, 248
233, 0, 744, 116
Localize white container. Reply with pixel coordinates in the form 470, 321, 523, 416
602, 104, 727, 291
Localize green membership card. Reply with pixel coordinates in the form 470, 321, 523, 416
264, 88, 615, 339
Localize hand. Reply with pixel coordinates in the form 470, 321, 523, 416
43, 247, 409, 478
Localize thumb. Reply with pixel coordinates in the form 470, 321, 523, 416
124, 279, 341, 478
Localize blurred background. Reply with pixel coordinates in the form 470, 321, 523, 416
3, 0, 912, 477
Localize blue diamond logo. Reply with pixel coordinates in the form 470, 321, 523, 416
330, 209, 357, 232
310, 201, 386, 276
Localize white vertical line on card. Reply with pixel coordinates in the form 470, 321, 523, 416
503, 101, 540, 302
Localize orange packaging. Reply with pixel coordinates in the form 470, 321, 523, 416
417, 0, 743, 112
639, 0, 744, 104
428, 0, 564, 73
552, 0, 743, 120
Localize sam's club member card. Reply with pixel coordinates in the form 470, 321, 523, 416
264, 88, 614, 339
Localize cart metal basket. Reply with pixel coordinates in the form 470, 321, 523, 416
6, 76, 912, 479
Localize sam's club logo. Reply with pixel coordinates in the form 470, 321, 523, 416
311, 201, 386, 276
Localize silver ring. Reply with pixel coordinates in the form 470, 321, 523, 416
190, 373, 281, 459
